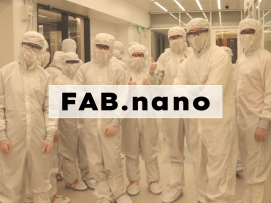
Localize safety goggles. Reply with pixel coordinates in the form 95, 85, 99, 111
132, 53, 144, 58
66, 60, 79, 64
96, 44, 110, 50
240, 29, 256, 35
22, 42, 43, 50
187, 28, 209, 38
169, 35, 183, 40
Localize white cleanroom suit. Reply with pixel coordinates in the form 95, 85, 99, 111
0, 31, 57, 203
148, 26, 192, 203
235, 19, 271, 203
122, 44, 162, 196
54, 52, 95, 191
173, 18, 238, 203
73, 33, 131, 203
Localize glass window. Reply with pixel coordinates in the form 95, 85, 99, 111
38, 9, 62, 63
215, 31, 238, 64
151, 29, 169, 61
212, 11, 241, 26
68, 16, 85, 62
181, 12, 210, 26
264, 27, 271, 52
151, 13, 179, 28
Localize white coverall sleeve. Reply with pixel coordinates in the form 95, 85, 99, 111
43, 77, 57, 142
111, 69, 127, 127
148, 54, 165, 85
173, 61, 189, 85
258, 58, 271, 129
73, 66, 86, 85
0, 71, 7, 141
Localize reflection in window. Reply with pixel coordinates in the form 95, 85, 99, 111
212, 11, 241, 26
68, 16, 85, 62
38, 9, 62, 63
151, 30, 169, 62
216, 31, 238, 64
181, 12, 210, 26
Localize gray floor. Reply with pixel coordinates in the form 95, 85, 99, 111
56, 119, 248, 203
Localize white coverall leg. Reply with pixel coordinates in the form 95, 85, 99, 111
83, 118, 125, 202
163, 118, 185, 190
122, 118, 160, 184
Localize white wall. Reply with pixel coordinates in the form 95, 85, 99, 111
67, 0, 150, 28
0, 0, 14, 68
90, 18, 117, 54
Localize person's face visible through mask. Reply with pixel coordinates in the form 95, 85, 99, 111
130, 52, 145, 71
187, 27, 209, 53
239, 28, 256, 55
22, 42, 44, 68
66, 61, 79, 79
94, 44, 110, 65
169, 35, 185, 53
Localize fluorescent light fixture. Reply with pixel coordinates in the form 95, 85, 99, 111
186, 13, 193, 19
173, 0, 185, 11
202, 12, 208, 20
219, 11, 222, 27
217, 0, 221, 9
170, 13, 178, 20
259, 0, 262, 2
38, 15, 47, 18
196, 0, 203, 10
154, 2, 168, 12
256, 6, 258, 9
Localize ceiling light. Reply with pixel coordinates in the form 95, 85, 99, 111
173, 0, 185, 11
181, 21, 187, 26
38, 15, 47, 18
259, 0, 262, 2
186, 13, 193, 19
256, 6, 258, 9
154, 2, 168, 12
196, 0, 203, 10
264, 11, 270, 17
217, 0, 221, 10
170, 13, 178, 20
202, 12, 208, 20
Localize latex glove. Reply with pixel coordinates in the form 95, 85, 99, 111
150, 62, 157, 72
42, 139, 53, 155
0, 139, 12, 155
255, 127, 267, 142
143, 77, 148, 85
180, 54, 187, 64
53, 129, 60, 143
128, 77, 136, 85
104, 124, 117, 137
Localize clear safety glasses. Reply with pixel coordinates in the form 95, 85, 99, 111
132, 53, 144, 58
187, 28, 209, 38
22, 42, 43, 51
240, 29, 256, 35
96, 44, 110, 50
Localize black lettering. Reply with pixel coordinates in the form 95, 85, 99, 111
174, 97, 189, 110
193, 97, 210, 111
101, 93, 118, 110
62, 93, 76, 110
133, 97, 148, 110
152, 97, 168, 110
79, 93, 98, 110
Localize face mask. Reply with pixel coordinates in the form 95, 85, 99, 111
22, 48, 42, 68
170, 39, 185, 54
38, 52, 50, 68
189, 34, 207, 53
113, 50, 122, 60
130, 57, 145, 71
94, 49, 110, 66
240, 35, 255, 55
65, 64, 78, 79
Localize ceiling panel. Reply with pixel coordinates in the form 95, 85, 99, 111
126, 0, 246, 13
